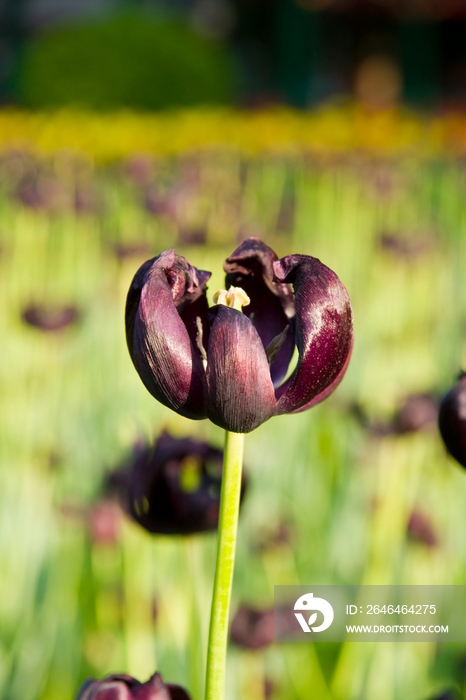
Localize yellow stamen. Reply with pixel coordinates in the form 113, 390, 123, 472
213, 286, 250, 312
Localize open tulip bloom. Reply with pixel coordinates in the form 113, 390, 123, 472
107, 431, 247, 535
126, 237, 353, 434
125, 237, 353, 700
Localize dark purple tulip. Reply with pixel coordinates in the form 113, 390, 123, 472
126, 238, 353, 434
107, 431, 246, 535
76, 672, 191, 700
230, 605, 275, 650
230, 604, 294, 650
22, 303, 80, 332
438, 373, 466, 468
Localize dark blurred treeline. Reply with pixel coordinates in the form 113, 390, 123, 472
1, 0, 466, 109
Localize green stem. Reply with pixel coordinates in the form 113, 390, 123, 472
205, 430, 245, 700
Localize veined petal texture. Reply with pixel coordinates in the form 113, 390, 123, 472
126, 250, 209, 420
224, 238, 295, 386
76, 673, 191, 700
205, 305, 276, 433
273, 254, 353, 415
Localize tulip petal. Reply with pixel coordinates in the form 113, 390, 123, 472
126, 435, 224, 535
273, 255, 353, 415
126, 250, 210, 420
76, 677, 132, 699
205, 305, 276, 433
224, 237, 295, 386
438, 374, 466, 469
108, 432, 248, 535
167, 689, 191, 700
133, 673, 170, 700
76, 673, 191, 700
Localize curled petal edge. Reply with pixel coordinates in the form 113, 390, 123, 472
272, 254, 354, 416
224, 237, 295, 386
126, 250, 209, 421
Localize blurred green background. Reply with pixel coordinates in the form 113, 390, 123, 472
2, 147, 466, 700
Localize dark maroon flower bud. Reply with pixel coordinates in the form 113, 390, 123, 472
22, 304, 80, 332
230, 605, 275, 650
76, 672, 191, 699
407, 510, 437, 548
438, 373, 466, 468
126, 238, 353, 433
108, 431, 246, 535
230, 604, 296, 649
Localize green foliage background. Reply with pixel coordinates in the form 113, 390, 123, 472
1, 149, 466, 700
18, 12, 235, 110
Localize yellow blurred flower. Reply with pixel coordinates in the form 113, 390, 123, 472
0, 104, 463, 161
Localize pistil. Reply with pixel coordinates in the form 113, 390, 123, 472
213, 286, 250, 312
